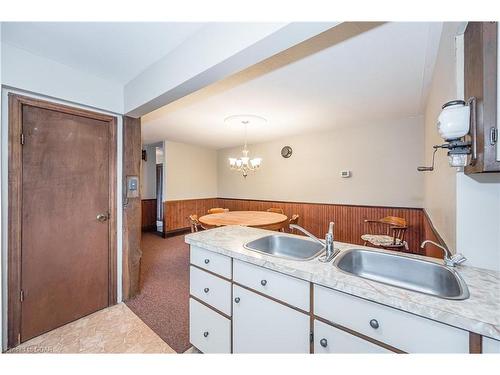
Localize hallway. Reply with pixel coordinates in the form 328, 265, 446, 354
125, 233, 191, 353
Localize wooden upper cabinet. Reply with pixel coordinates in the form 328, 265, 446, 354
464, 22, 500, 174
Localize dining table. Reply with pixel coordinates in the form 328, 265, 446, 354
198, 210, 288, 231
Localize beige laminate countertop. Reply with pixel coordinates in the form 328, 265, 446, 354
185, 225, 500, 340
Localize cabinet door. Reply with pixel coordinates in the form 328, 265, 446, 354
483, 336, 500, 353
232, 285, 310, 353
189, 298, 231, 353
464, 22, 499, 173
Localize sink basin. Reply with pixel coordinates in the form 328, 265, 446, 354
244, 235, 325, 261
334, 249, 469, 300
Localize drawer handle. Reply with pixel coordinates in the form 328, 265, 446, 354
369, 319, 380, 329
320, 338, 328, 348
203, 331, 209, 338
260, 279, 267, 286
234, 297, 240, 303
203, 287, 209, 293
204, 259, 210, 264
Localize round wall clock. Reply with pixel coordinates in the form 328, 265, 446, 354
281, 146, 293, 158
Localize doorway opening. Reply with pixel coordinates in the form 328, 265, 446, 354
141, 142, 164, 236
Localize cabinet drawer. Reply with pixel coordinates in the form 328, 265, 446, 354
190, 246, 232, 279
314, 285, 469, 353
233, 259, 309, 311
190, 266, 231, 316
189, 298, 231, 353
483, 336, 500, 353
314, 320, 392, 353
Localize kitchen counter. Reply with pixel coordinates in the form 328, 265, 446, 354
185, 225, 500, 340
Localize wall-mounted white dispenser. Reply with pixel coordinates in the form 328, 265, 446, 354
418, 97, 477, 171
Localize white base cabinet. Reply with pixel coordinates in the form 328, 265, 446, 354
314, 320, 392, 353
189, 298, 231, 353
483, 336, 500, 353
232, 285, 310, 353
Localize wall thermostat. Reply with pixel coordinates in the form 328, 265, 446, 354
340, 170, 351, 178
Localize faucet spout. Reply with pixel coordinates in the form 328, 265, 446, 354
290, 221, 338, 262
420, 240, 467, 267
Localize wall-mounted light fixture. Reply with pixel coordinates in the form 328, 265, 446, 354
418, 97, 477, 171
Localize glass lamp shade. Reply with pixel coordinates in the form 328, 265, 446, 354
250, 158, 261, 168
229, 158, 237, 167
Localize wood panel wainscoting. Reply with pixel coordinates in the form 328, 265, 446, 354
164, 198, 219, 236
219, 198, 423, 253
141, 199, 157, 231
164, 198, 448, 256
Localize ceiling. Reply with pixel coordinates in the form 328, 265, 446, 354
142, 22, 442, 149
1, 22, 204, 84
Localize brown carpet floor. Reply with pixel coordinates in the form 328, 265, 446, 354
125, 232, 190, 353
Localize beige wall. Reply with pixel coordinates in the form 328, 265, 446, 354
422, 23, 460, 251
218, 116, 424, 208
165, 140, 218, 201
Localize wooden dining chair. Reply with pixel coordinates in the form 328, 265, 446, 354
188, 214, 203, 233
284, 214, 300, 233
361, 216, 408, 250
207, 208, 229, 214
267, 207, 284, 214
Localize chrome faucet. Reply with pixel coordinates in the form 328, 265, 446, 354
420, 240, 467, 267
290, 222, 338, 262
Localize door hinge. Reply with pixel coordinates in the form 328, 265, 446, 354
20, 133, 25, 145
490, 127, 498, 145
310, 332, 314, 343
20, 290, 24, 302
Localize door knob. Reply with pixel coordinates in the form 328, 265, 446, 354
320, 338, 328, 348
96, 213, 109, 222
234, 297, 240, 303
260, 279, 267, 286
204, 288, 209, 293
369, 319, 380, 329
203, 331, 209, 338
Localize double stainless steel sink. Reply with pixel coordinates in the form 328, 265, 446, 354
243, 235, 469, 300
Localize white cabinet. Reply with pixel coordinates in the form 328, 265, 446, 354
190, 266, 231, 315
189, 298, 231, 353
233, 259, 310, 311
483, 336, 500, 353
190, 246, 232, 279
314, 320, 392, 353
232, 284, 310, 353
314, 285, 469, 353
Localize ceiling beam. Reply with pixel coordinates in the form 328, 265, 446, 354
124, 22, 339, 118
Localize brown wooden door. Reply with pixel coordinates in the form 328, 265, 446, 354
20, 105, 111, 342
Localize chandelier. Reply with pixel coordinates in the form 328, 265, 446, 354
225, 115, 265, 178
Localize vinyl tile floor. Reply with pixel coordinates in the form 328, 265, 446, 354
8, 303, 177, 354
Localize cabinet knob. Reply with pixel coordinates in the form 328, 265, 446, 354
260, 279, 267, 286
203, 331, 209, 338
204, 259, 210, 264
234, 297, 240, 303
369, 319, 380, 329
320, 338, 328, 348
203, 287, 209, 293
